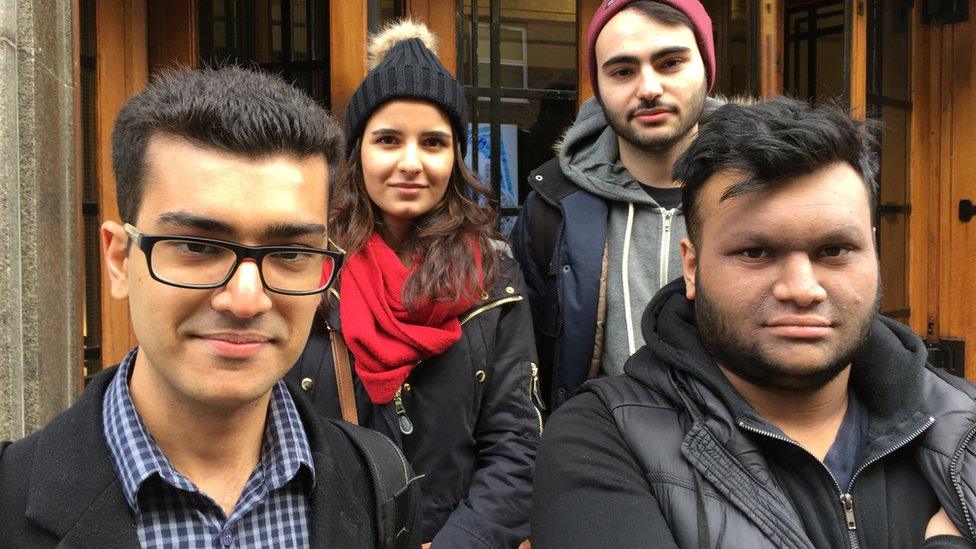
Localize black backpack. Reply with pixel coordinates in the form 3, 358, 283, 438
0, 440, 9, 458
330, 420, 421, 549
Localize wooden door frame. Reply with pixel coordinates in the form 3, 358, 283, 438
95, 0, 148, 368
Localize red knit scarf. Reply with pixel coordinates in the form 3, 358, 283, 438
339, 232, 481, 404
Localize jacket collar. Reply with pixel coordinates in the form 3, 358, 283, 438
25, 364, 375, 547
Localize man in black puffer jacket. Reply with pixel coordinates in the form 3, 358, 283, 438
532, 97, 976, 548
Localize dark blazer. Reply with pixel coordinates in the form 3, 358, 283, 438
0, 366, 420, 548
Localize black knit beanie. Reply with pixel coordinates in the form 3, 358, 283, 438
345, 21, 468, 158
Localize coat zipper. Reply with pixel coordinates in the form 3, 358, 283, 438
530, 362, 545, 436
949, 422, 976, 540
659, 208, 676, 288
459, 295, 524, 326
738, 416, 934, 549
553, 219, 567, 404
393, 387, 414, 435
390, 295, 523, 436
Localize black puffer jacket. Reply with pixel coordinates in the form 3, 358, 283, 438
532, 279, 976, 549
288, 255, 543, 548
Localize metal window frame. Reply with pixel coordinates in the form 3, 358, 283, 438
456, 0, 578, 227
784, 0, 847, 101
80, 0, 102, 369
198, 0, 331, 106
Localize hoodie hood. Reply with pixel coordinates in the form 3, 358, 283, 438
628, 278, 931, 430
557, 96, 724, 205
557, 98, 650, 204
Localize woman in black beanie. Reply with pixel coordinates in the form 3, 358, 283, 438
288, 20, 541, 548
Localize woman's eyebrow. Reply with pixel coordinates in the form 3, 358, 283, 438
421, 130, 452, 139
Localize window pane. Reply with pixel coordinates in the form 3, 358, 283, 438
784, 1, 845, 101
460, 0, 578, 231
198, 0, 329, 107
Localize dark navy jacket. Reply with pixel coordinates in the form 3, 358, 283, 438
511, 158, 606, 409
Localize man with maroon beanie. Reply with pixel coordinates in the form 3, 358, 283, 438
511, 0, 719, 411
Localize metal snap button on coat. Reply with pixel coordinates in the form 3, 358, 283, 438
301, 378, 313, 391
475, 370, 487, 383
562, 265, 571, 273
505, 286, 515, 294
534, 174, 543, 181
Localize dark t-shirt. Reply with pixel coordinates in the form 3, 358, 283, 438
823, 389, 869, 492
641, 185, 682, 210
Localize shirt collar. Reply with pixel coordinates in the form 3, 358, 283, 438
102, 348, 316, 512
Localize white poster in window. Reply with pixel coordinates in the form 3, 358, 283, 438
464, 123, 519, 209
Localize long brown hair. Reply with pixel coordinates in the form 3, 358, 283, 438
330, 136, 501, 310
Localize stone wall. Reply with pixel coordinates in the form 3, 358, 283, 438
0, 0, 81, 442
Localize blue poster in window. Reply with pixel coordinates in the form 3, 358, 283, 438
464, 123, 519, 210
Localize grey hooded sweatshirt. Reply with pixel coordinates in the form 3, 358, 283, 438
558, 98, 715, 376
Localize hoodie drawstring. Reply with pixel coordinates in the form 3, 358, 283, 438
622, 202, 637, 356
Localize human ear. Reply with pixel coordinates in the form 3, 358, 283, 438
680, 236, 697, 300
101, 220, 130, 300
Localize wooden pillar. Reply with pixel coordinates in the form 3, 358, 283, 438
407, 0, 458, 76
758, 0, 783, 97
96, 0, 147, 366
578, 0, 600, 107
846, 0, 868, 116
330, 0, 368, 123
148, 0, 198, 72
907, 12, 942, 341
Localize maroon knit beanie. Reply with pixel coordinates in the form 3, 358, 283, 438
587, 0, 716, 101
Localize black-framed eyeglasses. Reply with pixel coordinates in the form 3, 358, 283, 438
124, 223, 344, 296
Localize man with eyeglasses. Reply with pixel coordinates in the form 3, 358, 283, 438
0, 67, 420, 548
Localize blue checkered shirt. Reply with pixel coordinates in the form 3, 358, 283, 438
103, 349, 316, 548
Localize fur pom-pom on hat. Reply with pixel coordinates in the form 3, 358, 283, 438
367, 19, 438, 71
345, 19, 468, 158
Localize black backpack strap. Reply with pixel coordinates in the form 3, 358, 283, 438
331, 420, 420, 549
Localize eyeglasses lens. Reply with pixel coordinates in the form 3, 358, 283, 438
150, 239, 335, 293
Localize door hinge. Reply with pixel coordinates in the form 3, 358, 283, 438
927, 339, 966, 378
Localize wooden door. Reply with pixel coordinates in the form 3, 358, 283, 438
941, 8, 976, 377
908, 2, 975, 379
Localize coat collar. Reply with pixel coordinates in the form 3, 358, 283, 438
25, 366, 141, 547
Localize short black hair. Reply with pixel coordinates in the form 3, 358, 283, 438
111, 66, 344, 223
628, 0, 694, 28
674, 96, 880, 247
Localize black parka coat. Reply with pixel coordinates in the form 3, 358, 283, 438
288, 255, 543, 548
